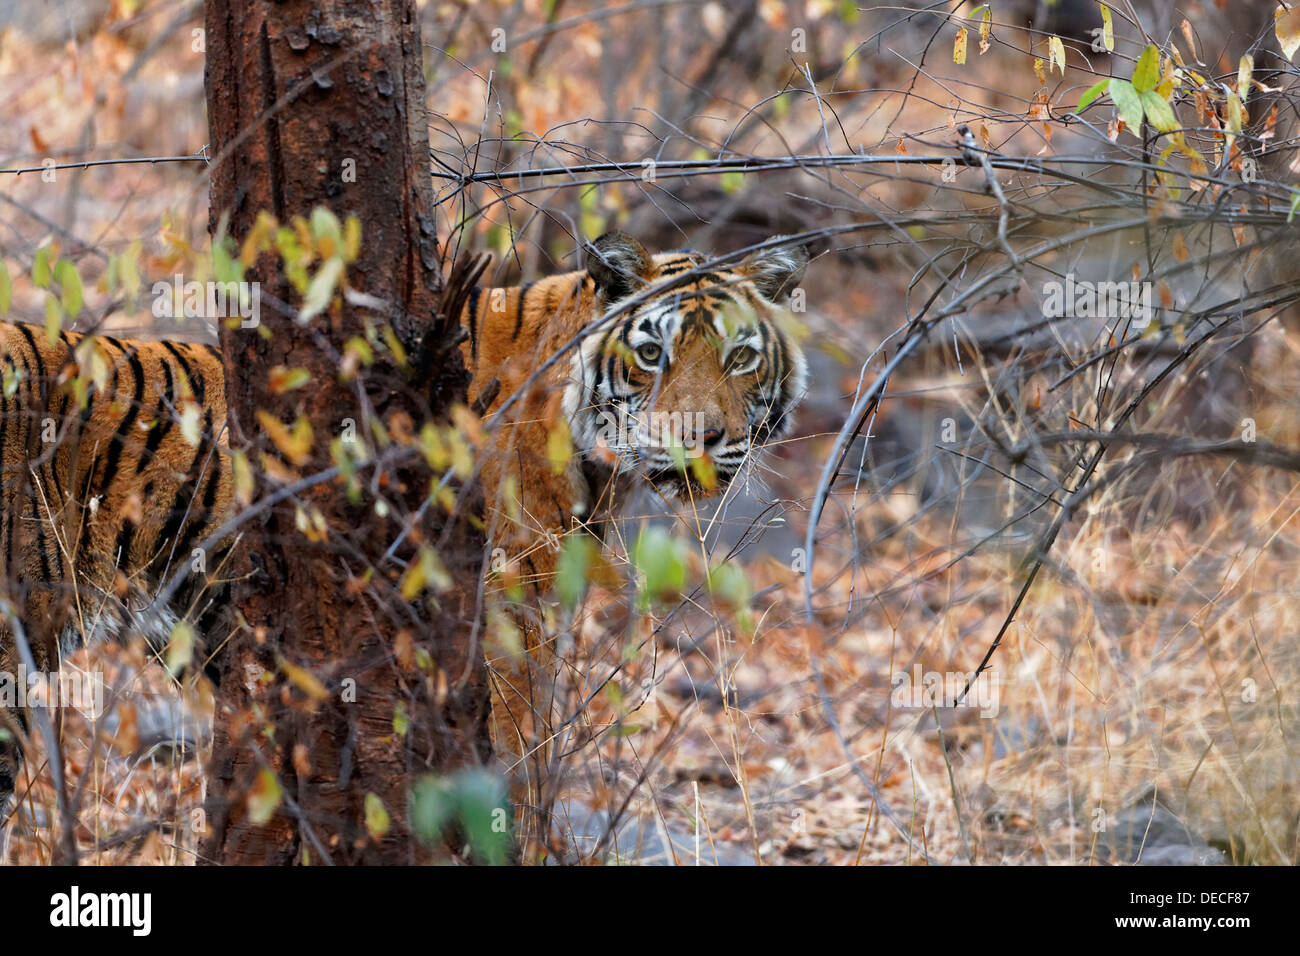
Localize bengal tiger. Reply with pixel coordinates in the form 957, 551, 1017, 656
0, 327, 232, 807
0, 230, 809, 833
461, 231, 808, 844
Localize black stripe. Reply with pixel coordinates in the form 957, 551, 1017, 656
0, 350, 11, 576
30, 488, 51, 581
16, 324, 45, 386
137, 357, 175, 473
511, 283, 534, 341
171, 425, 221, 570
98, 347, 144, 491
161, 341, 201, 403
45, 391, 70, 506
148, 407, 213, 579
466, 287, 482, 362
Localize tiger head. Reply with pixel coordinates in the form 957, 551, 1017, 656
567, 231, 809, 498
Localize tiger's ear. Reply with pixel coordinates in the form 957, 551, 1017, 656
587, 231, 654, 301
739, 239, 809, 303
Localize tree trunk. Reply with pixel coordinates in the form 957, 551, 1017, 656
201, 0, 489, 864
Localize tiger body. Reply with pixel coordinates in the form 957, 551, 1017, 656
0, 325, 231, 800
460, 232, 808, 835
0, 231, 808, 830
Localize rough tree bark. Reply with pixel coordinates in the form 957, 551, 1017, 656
201, 0, 489, 864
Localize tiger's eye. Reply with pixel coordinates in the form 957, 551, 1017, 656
726, 345, 759, 372
635, 343, 663, 367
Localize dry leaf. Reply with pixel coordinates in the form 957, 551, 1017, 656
1276, 4, 1300, 61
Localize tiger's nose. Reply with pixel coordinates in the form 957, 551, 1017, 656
698, 427, 724, 449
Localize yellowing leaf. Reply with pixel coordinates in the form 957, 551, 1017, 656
180, 403, 202, 447
979, 6, 991, 53
1033, 57, 1045, 84
546, 419, 572, 475
400, 545, 453, 599
0, 260, 10, 314
256, 410, 314, 466
269, 365, 311, 394
233, 450, 255, 507
1099, 3, 1114, 52
343, 216, 362, 264
166, 621, 194, 675
278, 653, 329, 700
1049, 36, 1066, 75
691, 453, 718, 494
247, 767, 283, 825
1276, 4, 1300, 62
1237, 53, 1254, 101
1225, 91, 1244, 133
241, 210, 278, 267
364, 793, 390, 840
954, 27, 967, 65
1172, 232, 1189, 263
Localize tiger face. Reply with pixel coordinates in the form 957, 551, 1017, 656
567, 232, 808, 497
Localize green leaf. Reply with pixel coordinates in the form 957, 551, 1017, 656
393, 700, 410, 737
0, 261, 11, 314
410, 776, 456, 843
707, 561, 750, 610
410, 770, 510, 865
1108, 78, 1144, 132
120, 240, 141, 307
298, 256, 343, 322
1077, 78, 1110, 112
1288, 191, 1300, 223
212, 237, 243, 284
44, 295, 62, 345
1131, 44, 1160, 94
1139, 91, 1178, 132
554, 534, 594, 611
53, 259, 82, 317
32, 247, 51, 289
631, 526, 688, 609
454, 770, 510, 866
310, 206, 342, 243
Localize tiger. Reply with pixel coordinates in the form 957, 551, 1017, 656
0, 230, 809, 839
461, 230, 808, 846
0, 326, 232, 807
